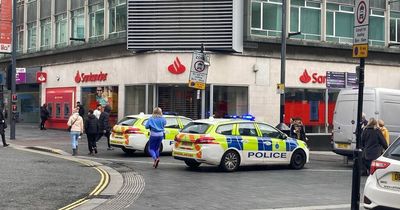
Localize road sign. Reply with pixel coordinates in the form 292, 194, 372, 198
326, 72, 346, 89
188, 51, 210, 90
352, 44, 368, 58
347, 72, 358, 87
16, 68, 26, 84
12, 94, 17, 103
353, 0, 369, 58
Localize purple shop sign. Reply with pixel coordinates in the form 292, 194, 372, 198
16, 68, 26, 84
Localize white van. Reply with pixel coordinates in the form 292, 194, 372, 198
332, 88, 400, 157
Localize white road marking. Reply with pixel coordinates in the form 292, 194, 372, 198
303, 169, 351, 172
252, 204, 350, 210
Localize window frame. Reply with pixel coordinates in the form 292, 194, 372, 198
55, 13, 68, 47
27, 22, 37, 52
325, 3, 354, 44
40, 18, 52, 49
236, 122, 259, 137
215, 123, 235, 135
109, 0, 127, 34
89, 3, 105, 38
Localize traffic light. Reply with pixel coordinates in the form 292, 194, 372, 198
6, 64, 11, 90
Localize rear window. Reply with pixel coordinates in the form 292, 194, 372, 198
117, 117, 139, 126
181, 122, 211, 134
383, 137, 400, 161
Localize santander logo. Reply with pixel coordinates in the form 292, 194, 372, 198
75, 70, 108, 83
299, 69, 326, 84
168, 57, 186, 74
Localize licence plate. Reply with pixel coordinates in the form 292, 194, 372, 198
337, 143, 350, 149
181, 141, 192, 146
392, 172, 400, 182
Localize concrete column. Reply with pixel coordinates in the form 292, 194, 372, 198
321, 0, 327, 42
385, 1, 391, 46
84, 0, 89, 42
23, 0, 28, 53
36, 0, 40, 50
67, 0, 71, 46
51, 0, 55, 48
104, 0, 109, 39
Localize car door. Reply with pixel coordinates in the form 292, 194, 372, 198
163, 117, 181, 152
256, 123, 289, 163
236, 122, 263, 165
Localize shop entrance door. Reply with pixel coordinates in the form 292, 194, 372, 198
46, 87, 76, 129
158, 85, 200, 120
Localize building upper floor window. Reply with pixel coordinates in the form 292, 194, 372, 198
71, 8, 85, 43
290, 0, 321, 40
251, 0, 282, 37
17, 26, 24, 53
55, 13, 68, 47
369, 9, 385, 46
109, 0, 126, 36
326, 3, 354, 44
89, 3, 105, 38
40, 18, 52, 50
390, 11, 400, 43
27, 22, 37, 52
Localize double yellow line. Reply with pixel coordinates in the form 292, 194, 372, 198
59, 160, 110, 210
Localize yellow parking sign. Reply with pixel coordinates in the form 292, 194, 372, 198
352, 44, 368, 58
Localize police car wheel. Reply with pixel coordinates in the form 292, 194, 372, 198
290, 150, 306, 170
122, 148, 136, 155
220, 150, 240, 172
184, 160, 201, 168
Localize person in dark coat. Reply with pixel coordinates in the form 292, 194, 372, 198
40, 104, 50, 130
361, 118, 388, 175
0, 111, 8, 147
98, 105, 113, 150
84, 110, 99, 155
77, 101, 85, 119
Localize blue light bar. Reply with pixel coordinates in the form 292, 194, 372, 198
241, 114, 255, 121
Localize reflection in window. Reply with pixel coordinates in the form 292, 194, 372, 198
258, 123, 281, 138
238, 123, 258, 137
165, 118, 180, 129
55, 103, 61, 118
180, 118, 192, 127
216, 124, 234, 135
64, 103, 70, 119
390, 12, 400, 43
47, 103, 53, 118
213, 86, 248, 118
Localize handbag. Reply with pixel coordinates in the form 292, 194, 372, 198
68, 118, 78, 132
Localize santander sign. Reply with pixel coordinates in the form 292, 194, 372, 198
299, 69, 326, 84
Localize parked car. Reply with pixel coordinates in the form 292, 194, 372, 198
173, 118, 309, 172
110, 113, 192, 155
363, 137, 400, 209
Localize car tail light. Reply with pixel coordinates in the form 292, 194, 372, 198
174, 135, 181, 142
124, 127, 143, 134
370, 160, 390, 175
195, 137, 217, 144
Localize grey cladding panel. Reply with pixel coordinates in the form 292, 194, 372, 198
27, 1, 37, 23
71, 0, 85, 10
127, 0, 241, 52
55, 0, 67, 14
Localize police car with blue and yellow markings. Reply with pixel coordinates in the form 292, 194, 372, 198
172, 118, 309, 172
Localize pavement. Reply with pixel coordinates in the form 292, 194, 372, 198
5, 123, 123, 210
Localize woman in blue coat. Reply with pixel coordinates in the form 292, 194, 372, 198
145, 107, 166, 168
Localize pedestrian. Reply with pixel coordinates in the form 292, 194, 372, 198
77, 101, 85, 119
40, 103, 50, 130
84, 110, 99, 155
98, 105, 113, 150
361, 113, 368, 129
378, 119, 390, 146
93, 104, 102, 119
290, 117, 307, 141
67, 107, 84, 156
361, 118, 388, 175
0, 110, 9, 147
145, 107, 166, 168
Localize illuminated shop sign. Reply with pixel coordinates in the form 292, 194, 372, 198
74, 70, 108, 83
299, 69, 326, 84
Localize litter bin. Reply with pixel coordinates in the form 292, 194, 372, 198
276, 122, 290, 136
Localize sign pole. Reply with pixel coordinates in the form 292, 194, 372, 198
351, 58, 365, 210
10, 0, 17, 140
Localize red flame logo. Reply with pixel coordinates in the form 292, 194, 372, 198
299, 69, 312, 83
75, 71, 82, 83
168, 57, 186, 74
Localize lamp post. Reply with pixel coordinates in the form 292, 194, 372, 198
10, 0, 17, 140
277, 0, 287, 130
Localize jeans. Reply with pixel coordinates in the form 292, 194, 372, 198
148, 135, 163, 160
70, 131, 80, 149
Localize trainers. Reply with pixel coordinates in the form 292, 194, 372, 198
94, 148, 98, 154
107, 147, 114, 150
154, 158, 160, 168
3, 144, 9, 147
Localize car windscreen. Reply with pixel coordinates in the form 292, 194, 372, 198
181, 122, 211, 134
383, 137, 400, 161
117, 117, 138, 126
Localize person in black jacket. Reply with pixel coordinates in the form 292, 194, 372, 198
0, 111, 8, 147
40, 104, 50, 130
85, 110, 99, 155
361, 118, 388, 175
98, 105, 113, 150
77, 101, 85, 119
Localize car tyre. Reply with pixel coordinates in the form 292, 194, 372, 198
184, 160, 201, 168
122, 148, 136, 155
290, 150, 306, 169
219, 150, 240, 172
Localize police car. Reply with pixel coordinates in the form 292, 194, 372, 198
172, 118, 309, 172
110, 113, 192, 155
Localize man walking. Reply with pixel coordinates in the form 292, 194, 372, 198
93, 104, 102, 119
40, 104, 50, 130
98, 105, 113, 150
0, 110, 9, 147
77, 101, 85, 119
